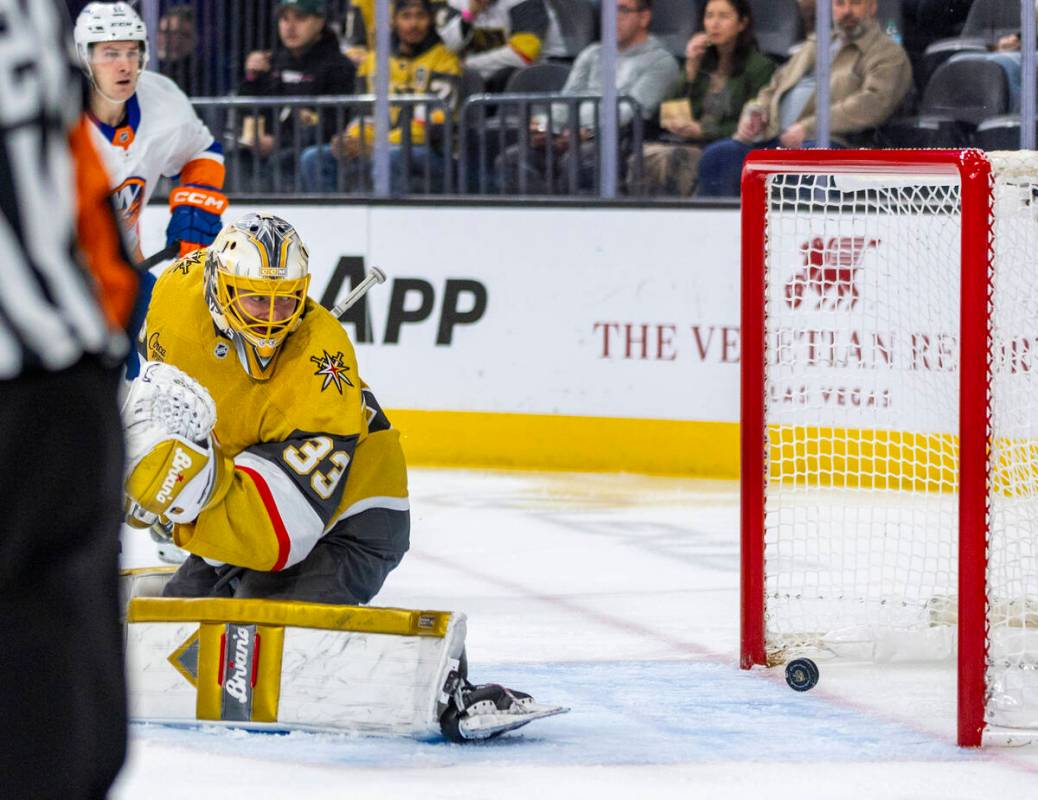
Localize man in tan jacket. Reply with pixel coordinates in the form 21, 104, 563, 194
695, 0, 911, 197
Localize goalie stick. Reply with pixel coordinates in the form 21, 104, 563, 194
331, 266, 386, 319
136, 242, 180, 272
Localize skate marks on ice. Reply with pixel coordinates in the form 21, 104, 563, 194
127, 659, 969, 769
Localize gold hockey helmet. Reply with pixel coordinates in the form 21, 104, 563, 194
204, 213, 311, 380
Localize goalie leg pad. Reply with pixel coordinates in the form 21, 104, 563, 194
125, 600, 469, 736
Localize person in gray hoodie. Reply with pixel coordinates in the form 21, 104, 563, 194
497, 0, 680, 194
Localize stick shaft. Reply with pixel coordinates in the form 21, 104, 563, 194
136, 242, 180, 272
332, 266, 386, 319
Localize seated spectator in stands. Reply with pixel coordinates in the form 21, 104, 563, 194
437, 0, 561, 90
950, 5, 1038, 114
695, 0, 911, 198
496, 0, 679, 195
235, 0, 357, 192
157, 5, 197, 94
300, 0, 461, 193
630, 0, 774, 197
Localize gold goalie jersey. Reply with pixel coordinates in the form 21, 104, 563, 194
139, 252, 408, 571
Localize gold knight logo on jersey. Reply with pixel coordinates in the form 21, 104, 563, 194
310, 350, 354, 394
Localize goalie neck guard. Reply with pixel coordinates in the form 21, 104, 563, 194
74, 2, 149, 79
204, 213, 311, 381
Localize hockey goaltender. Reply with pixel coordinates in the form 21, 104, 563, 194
119, 212, 566, 741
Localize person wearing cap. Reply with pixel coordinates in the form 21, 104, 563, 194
236, 0, 357, 192
300, 0, 462, 193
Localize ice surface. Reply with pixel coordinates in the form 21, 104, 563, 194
113, 470, 1038, 799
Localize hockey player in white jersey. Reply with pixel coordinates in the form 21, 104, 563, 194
75, 2, 227, 265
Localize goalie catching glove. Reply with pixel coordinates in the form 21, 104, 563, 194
122, 361, 230, 525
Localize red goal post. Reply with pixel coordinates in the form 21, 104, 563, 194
738, 149, 1038, 748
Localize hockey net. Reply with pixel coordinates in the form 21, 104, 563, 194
740, 150, 1038, 746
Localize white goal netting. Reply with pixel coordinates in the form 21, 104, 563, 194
758, 152, 1038, 734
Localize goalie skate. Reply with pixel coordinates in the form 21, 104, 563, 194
439, 681, 569, 743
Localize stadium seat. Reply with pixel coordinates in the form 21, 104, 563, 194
546, 0, 596, 60
921, 0, 1023, 85
960, 0, 1026, 38
459, 68, 486, 102
880, 57, 1010, 148
921, 57, 1009, 126
648, 0, 700, 58
748, 0, 803, 61
504, 63, 571, 93
973, 115, 1032, 151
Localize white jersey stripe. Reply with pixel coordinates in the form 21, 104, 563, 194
331, 496, 411, 527
235, 450, 326, 570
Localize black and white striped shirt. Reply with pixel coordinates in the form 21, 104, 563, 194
0, 0, 118, 379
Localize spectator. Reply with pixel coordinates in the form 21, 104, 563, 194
631, 0, 775, 197
950, 4, 1038, 114
497, 0, 680, 195
157, 5, 197, 94
437, 0, 562, 89
300, 0, 462, 194
236, 0, 357, 192
695, 0, 911, 198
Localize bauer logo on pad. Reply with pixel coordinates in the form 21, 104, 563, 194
220, 624, 257, 721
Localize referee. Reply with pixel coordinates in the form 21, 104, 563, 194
0, 1, 140, 797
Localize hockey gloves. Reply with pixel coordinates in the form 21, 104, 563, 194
122, 362, 230, 526
166, 184, 228, 258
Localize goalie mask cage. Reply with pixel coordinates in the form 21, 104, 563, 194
740, 149, 1038, 748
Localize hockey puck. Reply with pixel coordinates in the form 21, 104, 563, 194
785, 658, 819, 692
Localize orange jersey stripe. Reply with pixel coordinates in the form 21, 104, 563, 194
69, 116, 138, 328
179, 157, 226, 190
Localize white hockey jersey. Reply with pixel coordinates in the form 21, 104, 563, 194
87, 71, 224, 259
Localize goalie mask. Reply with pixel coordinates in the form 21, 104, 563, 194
204, 213, 311, 381
74, 2, 149, 80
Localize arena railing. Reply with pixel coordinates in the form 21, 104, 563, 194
189, 94, 647, 199
457, 94, 644, 197
190, 95, 454, 197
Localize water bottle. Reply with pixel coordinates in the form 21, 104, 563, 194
884, 18, 902, 46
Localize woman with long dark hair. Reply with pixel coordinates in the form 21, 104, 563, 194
631, 0, 774, 196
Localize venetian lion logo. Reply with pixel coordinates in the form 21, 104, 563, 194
310, 350, 354, 394
784, 236, 879, 311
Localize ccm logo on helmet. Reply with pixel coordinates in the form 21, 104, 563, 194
156, 447, 194, 503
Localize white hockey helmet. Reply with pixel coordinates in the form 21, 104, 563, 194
204, 213, 311, 380
74, 2, 149, 77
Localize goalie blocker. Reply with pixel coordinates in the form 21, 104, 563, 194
122, 569, 567, 741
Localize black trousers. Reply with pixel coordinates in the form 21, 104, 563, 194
0, 357, 127, 800
164, 506, 410, 604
